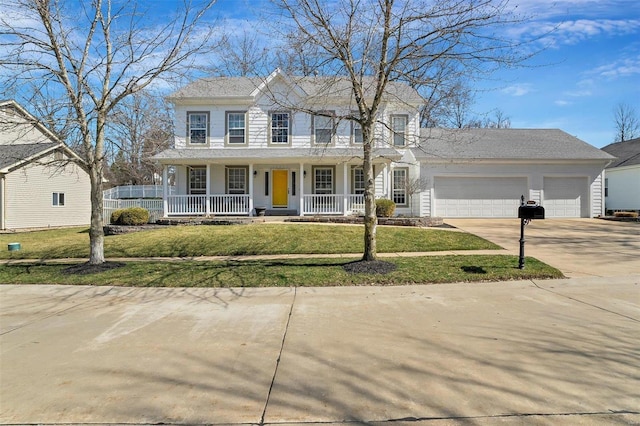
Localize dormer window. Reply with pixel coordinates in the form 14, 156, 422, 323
270, 112, 290, 145
313, 112, 334, 144
392, 115, 407, 147
188, 112, 208, 145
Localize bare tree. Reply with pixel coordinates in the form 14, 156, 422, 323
0, 0, 219, 265
273, 0, 533, 261
613, 102, 639, 142
107, 91, 173, 186
401, 176, 430, 217
483, 108, 511, 129
212, 29, 269, 77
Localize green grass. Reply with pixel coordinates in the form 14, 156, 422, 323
0, 224, 500, 260
0, 256, 562, 287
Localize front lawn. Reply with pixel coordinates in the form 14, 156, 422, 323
0, 255, 562, 287
0, 224, 500, 260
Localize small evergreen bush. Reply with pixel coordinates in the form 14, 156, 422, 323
112, 207, 150, 225
375, 199, 396, 217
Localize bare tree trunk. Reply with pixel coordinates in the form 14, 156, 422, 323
88, 167, 105, 264
362, 139, 377, 261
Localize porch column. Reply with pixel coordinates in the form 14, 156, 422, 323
205, 164, 211, 216
386, 164, 392, 199
343, 162, 349, 216
248, 164, 254, 216
162, 165, 168, 217
299, 163, 304, 216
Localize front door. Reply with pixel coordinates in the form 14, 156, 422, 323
272, 169, 288, 208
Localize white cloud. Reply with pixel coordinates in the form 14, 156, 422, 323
555, 100, 571, 106
589, 56, 640, 79
501, 83, 534, 96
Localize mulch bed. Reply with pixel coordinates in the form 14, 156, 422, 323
343, 260, 397, 274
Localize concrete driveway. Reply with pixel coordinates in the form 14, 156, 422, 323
446, 218, 640, 278
1, 279, 639, 425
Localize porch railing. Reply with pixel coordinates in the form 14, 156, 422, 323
167, 194, 250, 216
346, 194, 365, 214
103, 198, 163, 223
302, 194, 342, 215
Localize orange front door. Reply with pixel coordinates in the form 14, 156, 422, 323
272, 170, 288, 207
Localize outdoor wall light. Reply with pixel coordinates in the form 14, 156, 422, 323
253, 170, 258, 176
303, 170, 307, 177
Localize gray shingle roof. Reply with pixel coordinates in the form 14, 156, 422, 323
169, 75, 424, 104
412, 128, 615, 161
601, 138, 640, 168
153, 147, 401, 162
0, 142, 59, 170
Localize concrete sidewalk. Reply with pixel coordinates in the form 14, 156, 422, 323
1, 276, 639, 425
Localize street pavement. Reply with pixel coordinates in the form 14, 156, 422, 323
1, 276, 639, 425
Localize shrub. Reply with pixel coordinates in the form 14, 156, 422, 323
376, 199, 396, 217
613, 211, 639, 218
112, 207, 150, 225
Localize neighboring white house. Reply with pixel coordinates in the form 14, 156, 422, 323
0, 100, 91, 230
153, 70, 614, 219
601, 138, 640, 213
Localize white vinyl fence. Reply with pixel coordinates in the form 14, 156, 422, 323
104, 198, 163, 224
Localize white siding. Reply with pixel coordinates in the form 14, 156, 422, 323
3, 151, 90, 229
605, 166, 640, 211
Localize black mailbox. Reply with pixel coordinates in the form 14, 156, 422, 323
518, 205, 545, 220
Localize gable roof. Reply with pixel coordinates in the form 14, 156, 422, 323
0, 142, 60, 171
412, 128, 615, 162
168, 70, 424, 104
601, 138, 640, 168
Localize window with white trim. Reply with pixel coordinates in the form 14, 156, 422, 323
314, 167, 334, 194
313, 113, 334, 144
392, 168, 408, 205
391, 115, 407, 147
189, 166, 206, 194
188, 112, 208, 145
352, 120, 363, 144
271, 112, 290, 144
226, 167, 247, 194
52, 192, 65, 206
226, 112, 246, 144
352, 167, 365, 194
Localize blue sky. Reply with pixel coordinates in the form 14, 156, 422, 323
212, 0, 640, 148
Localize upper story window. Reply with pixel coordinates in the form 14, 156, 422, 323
271, 112, 290, 145
189, 166, 206, 194
391, 115, 407, 147
226, 167, 247, 194
188, 112, 208, 145
351, 120, 363, 144
313, 113, 334, 144
226, 112, 246, 145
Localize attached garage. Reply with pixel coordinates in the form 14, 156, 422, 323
543, 177, 589, 218
434, 177, 527, 218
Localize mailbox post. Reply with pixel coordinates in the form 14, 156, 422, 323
517, 195, 545, 269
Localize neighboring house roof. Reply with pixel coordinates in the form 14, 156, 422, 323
168, 70, 424, 104
601, 138, 640, 168
412, 128, 615, 162
153, 147, 402, 162
0, 142, 59, 171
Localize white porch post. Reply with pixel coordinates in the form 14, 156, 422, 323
205, 164, 211, 216
162, 165, 168, 217
386, 164, 392, 199
248, 164, 254, 216
299, 163, 304, 216
343, 162, 349, 216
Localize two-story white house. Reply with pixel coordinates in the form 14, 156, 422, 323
154, 69, 423, 217
154, 69, 614, 219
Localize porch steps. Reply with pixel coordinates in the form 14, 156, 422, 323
265, 209, 298, 216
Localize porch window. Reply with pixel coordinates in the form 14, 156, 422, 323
188, 112, 208, 145
313, 167, 334, 194
392, 168, 408, 206
226, 167, 247, 194
52, 192, 65, 206
352, 167, 365, 194
226, 112, 246, 144
352, 120, 363, 144
313, 113, 334, 144
189, 166, 206, 194
271, 112, 290, 144
391, 115, 407, 147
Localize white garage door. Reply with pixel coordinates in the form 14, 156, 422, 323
543, 177, 588, 218
434, 177, 528, 218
